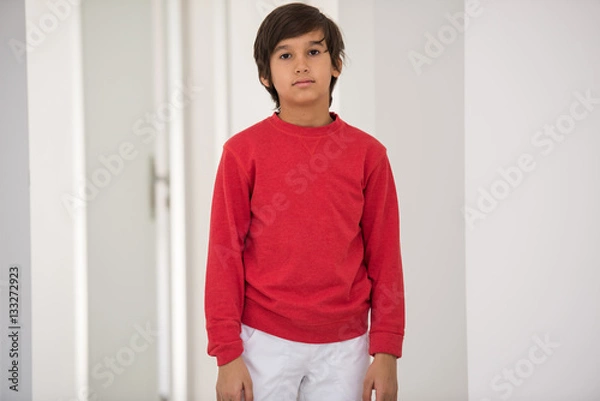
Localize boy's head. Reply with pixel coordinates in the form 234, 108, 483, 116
253, 3, 345, 110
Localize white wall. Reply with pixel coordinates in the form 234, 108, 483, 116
338, 0, 376, 135
465, 2, 600, 400
25, 0, 85, 399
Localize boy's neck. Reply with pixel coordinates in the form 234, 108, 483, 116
277, 106, 333, 127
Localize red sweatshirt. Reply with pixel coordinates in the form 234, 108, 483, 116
205, 112, 405, 366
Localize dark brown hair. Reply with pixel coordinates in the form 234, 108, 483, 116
253, 3, 345, 109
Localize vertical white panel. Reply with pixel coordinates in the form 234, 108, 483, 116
151, 0, 172, 399
466, 1, 600, 400
71, 4, 89, 399
374, 0, 468, 399
23, 0, 87, 399
0, 2, 32, 400
213, 0, 230, 162
183, 0, 221, 397
166, 0, 188, 400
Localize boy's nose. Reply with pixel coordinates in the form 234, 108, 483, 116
295, 58, 309, 73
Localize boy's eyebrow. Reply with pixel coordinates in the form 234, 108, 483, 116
310, 37, 326, 46
273, 37, 326, 53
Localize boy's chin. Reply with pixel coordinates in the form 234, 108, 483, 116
280, 96, 328, 108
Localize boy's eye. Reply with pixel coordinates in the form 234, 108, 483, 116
308, 49, 320, 56
279, 53, 291, 60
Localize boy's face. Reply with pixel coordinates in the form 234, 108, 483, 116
261, 29, 341, 110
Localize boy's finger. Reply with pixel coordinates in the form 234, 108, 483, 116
362, 382, 373, 401
243, 379, 253, 401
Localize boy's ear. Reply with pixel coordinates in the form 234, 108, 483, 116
260, 76, 270, 87
332, 57, 342, 77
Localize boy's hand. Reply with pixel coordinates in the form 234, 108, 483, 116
362, 353, 398, 401
216, 356, 253, 401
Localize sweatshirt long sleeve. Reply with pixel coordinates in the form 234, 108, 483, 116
205, 112, 405, 366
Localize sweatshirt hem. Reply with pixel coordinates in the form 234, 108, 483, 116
241, 298, 369, 344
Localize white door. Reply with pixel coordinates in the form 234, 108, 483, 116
81, 1, 164, 399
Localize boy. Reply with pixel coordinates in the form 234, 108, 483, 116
205, 3, 405, 401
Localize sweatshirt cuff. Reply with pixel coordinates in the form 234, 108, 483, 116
369, 331, 404, 358
213, 340, 244, 367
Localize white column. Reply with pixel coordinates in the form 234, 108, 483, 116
183, 0, 223, 398
23, 0, 87, 399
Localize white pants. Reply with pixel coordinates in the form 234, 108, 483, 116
240, 323, 370, 401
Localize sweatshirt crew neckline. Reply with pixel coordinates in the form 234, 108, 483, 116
268, 111, 343, 137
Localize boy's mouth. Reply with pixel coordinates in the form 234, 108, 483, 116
293, 79, 315, 86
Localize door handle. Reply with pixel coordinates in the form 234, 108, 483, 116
150, 155, 170, 220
